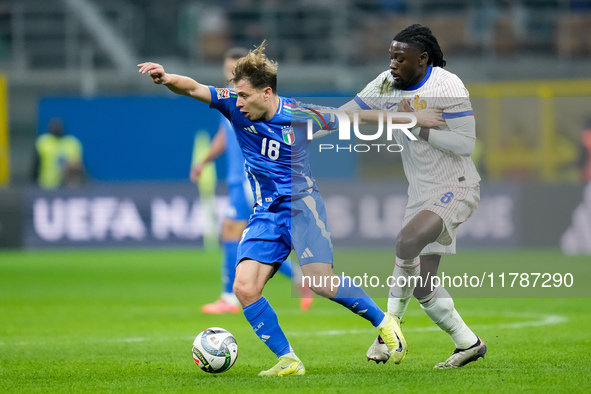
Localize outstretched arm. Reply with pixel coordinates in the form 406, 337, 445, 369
339, 98, 444, 128
138, 62, 212, 104
413, 117, 476, 157
397, 98, 476, 157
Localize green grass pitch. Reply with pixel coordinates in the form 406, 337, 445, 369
1, 249, 590, 393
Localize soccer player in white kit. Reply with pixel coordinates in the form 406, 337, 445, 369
341, 24, 487, 368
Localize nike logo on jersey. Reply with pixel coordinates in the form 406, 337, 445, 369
244, 126, 258, 134
386, 103, 398, 110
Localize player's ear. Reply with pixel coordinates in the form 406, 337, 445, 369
263, 86, 273, 100
419, 51, 429, 66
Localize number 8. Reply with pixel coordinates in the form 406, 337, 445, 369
440, 192, 454, 204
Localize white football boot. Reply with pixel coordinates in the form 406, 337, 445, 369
366, 335, 390, 364
434, 338, 487, 369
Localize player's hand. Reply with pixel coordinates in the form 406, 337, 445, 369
137, 62, 168, 84
190, 162, 206, 183
398, 98, 413, 112
415, 108, 445, 128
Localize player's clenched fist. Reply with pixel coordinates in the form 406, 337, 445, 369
137, 62, 168, 84
398, 98, 413, 112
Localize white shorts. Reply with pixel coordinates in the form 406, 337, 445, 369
403, 185, 480, 255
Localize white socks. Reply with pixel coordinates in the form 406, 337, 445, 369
283, 347, 299, 360
387, 256, 420, 319
387, 255, 478, 350
417, 286, 478, 349
376, 314, 390, 329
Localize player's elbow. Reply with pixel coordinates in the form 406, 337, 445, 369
457, 146, 474, 157
455, 138, 475, 157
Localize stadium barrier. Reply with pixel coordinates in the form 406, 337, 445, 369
0, 181, 584, 251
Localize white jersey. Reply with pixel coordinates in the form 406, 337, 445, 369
354, 66, 481, 201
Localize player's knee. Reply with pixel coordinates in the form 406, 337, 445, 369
308, 280, 335, 299
232, 280, 260, 304
301, 264, 338, 298
396, 231, 423, 259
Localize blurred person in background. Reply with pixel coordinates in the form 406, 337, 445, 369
190, 47, 313, 314
577, 119, 591, 182
32, 117, 85, 189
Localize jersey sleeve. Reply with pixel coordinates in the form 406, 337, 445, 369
354, 71, 392, 110
291, 102, 340, 139
208, 86, 237, 119
436, 75, 474, 120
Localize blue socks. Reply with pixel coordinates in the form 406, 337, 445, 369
222, 240, 239, 294
332, 277, 385, 327
243, 297, 291, 358
242, 279, 385, 359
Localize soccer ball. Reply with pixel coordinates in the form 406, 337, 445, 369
192, 327, 238, 373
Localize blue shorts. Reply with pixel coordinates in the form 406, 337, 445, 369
225, 181, 254, 221
237, 191, 333, 269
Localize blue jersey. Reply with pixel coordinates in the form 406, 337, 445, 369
220, 114, 247, 186
209, 86, 338, 211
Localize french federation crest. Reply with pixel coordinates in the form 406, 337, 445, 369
282, 126, 295, 145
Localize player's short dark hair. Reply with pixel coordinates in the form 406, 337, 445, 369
393, 24, 446, 68
232, 41, 278, 93
224, 47, 249, 60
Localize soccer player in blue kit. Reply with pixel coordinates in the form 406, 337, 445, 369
191, 48, 313, 314
138, 42, 406, 376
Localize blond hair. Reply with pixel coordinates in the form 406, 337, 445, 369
231, 40, 278, 92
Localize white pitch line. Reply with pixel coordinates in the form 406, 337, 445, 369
496, 314, 567, 329
0, 313, 568, 346
284, 313, 568, 337
115, 337, 147, 343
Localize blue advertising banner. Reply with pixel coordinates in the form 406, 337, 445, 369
24, 183, 227, 249
38, 96, 221, 182
22, 182, 519, 250
37, 96, 358, 183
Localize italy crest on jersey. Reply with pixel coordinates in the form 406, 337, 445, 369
282, 126, 295, 145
